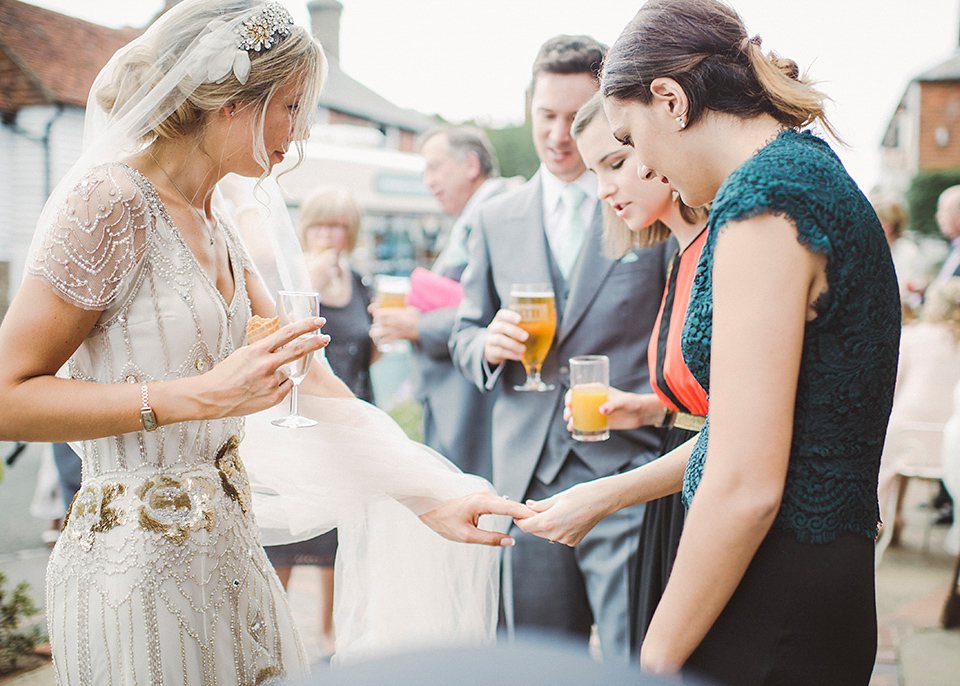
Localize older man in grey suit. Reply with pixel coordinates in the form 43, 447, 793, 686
450, 36, 669, 659
371, 126, 505, 480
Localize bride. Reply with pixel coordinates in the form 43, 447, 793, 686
0, 1, 528, 683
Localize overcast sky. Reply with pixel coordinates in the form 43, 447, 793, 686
22, 0, 960, 191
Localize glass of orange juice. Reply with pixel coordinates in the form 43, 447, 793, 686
570, 355, 609, 442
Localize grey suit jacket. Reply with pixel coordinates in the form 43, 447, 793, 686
408, 180, 506, 480
450, 172, 668, 501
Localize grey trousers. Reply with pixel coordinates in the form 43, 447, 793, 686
505, 452, 648, 661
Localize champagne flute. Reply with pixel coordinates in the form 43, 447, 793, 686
509, 283, 557, 392
271, 290, 321, 428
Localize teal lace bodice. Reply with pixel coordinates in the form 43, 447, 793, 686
680, 130, 901, 543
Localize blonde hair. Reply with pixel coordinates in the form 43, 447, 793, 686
298, 186, 363, 254
921, 277, 960, 340
571, 91, 706, 258
602, 0, 838, 140
869, 193, 908, 240
96, 0, 326, 174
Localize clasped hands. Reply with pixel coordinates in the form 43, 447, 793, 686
425, 385, 668, 548
460, 383, 673, 546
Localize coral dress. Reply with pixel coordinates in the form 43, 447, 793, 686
34, 164, 307, 685
631, 228, 708, 653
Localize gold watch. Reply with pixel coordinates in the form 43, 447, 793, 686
140, 384, 158, 432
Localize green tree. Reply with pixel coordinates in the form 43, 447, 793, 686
484, 122, 539, 181
0, 571, 43, 674
906, 168, 960, 237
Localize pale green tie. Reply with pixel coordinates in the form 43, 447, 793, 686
557, 183, 588, 278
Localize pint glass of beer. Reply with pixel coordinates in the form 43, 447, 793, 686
509, 283, 557, 392
372, 275, 411, 353
570, 355, 610, 441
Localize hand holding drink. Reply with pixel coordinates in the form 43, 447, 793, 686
371, 275, 411, 353
509, 284, 557, 392
570, 355, 609, 441
271, 290, 322, 428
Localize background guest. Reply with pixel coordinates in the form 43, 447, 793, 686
877, 277, 960, 543
933, 185, 960, 284
870, 192, 924, 309
370, 125, 506, 480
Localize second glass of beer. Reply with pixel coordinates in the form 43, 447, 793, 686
570, 355, 610, 441
509, 283, 557, 392
372, 274, 410, 353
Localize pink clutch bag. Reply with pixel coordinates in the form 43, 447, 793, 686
407, 267, 464, 312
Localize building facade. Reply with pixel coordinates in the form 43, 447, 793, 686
879, 51, 960, 197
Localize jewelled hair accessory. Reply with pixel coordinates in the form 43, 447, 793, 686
237, 2, 293, 52
198, 2, 295, 85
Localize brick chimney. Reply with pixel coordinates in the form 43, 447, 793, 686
308, 0, 342, 64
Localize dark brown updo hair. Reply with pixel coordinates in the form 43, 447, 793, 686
602, 0, 836, 138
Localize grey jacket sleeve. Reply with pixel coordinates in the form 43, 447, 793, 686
449, 207, 502, 391
416, 306, 457, 361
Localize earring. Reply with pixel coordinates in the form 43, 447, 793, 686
675, 115, 686, 130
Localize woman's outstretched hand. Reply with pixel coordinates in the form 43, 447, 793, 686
513, 478, 618, 547
419, 491, 535, 547
202, 317, 330, 418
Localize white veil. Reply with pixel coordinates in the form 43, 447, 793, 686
27, 0, 501, 665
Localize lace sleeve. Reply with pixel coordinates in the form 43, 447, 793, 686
27, 165, 150, 310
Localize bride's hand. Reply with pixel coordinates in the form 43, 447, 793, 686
514, 478, 618, 546
419, 491, 535, 547
201, 317, 330, 418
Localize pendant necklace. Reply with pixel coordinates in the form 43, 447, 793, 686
146, 149, 216, 246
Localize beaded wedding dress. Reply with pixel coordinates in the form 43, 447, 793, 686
37, 163, 308, 685
28, 3, 500, 681
34, 163, 501, 683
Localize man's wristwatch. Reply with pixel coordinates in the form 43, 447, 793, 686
140, 384, 158, 432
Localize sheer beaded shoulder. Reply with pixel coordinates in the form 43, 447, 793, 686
680, 130, 902, 544
28, 164, 151, 310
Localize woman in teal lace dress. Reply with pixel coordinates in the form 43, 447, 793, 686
515, 1, 901, 683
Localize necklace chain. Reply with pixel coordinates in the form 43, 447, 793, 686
146, 149, 216, 246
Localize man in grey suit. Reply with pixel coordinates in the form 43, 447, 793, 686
450, 35, 669, 659
371, 125, 506, 480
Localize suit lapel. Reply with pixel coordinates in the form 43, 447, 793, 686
500, 172, 556, 301
558, 203, 614, 345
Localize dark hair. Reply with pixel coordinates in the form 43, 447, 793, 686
528, 34, 607, 98
601, 0, 835, 137
419, 125, 500, 178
